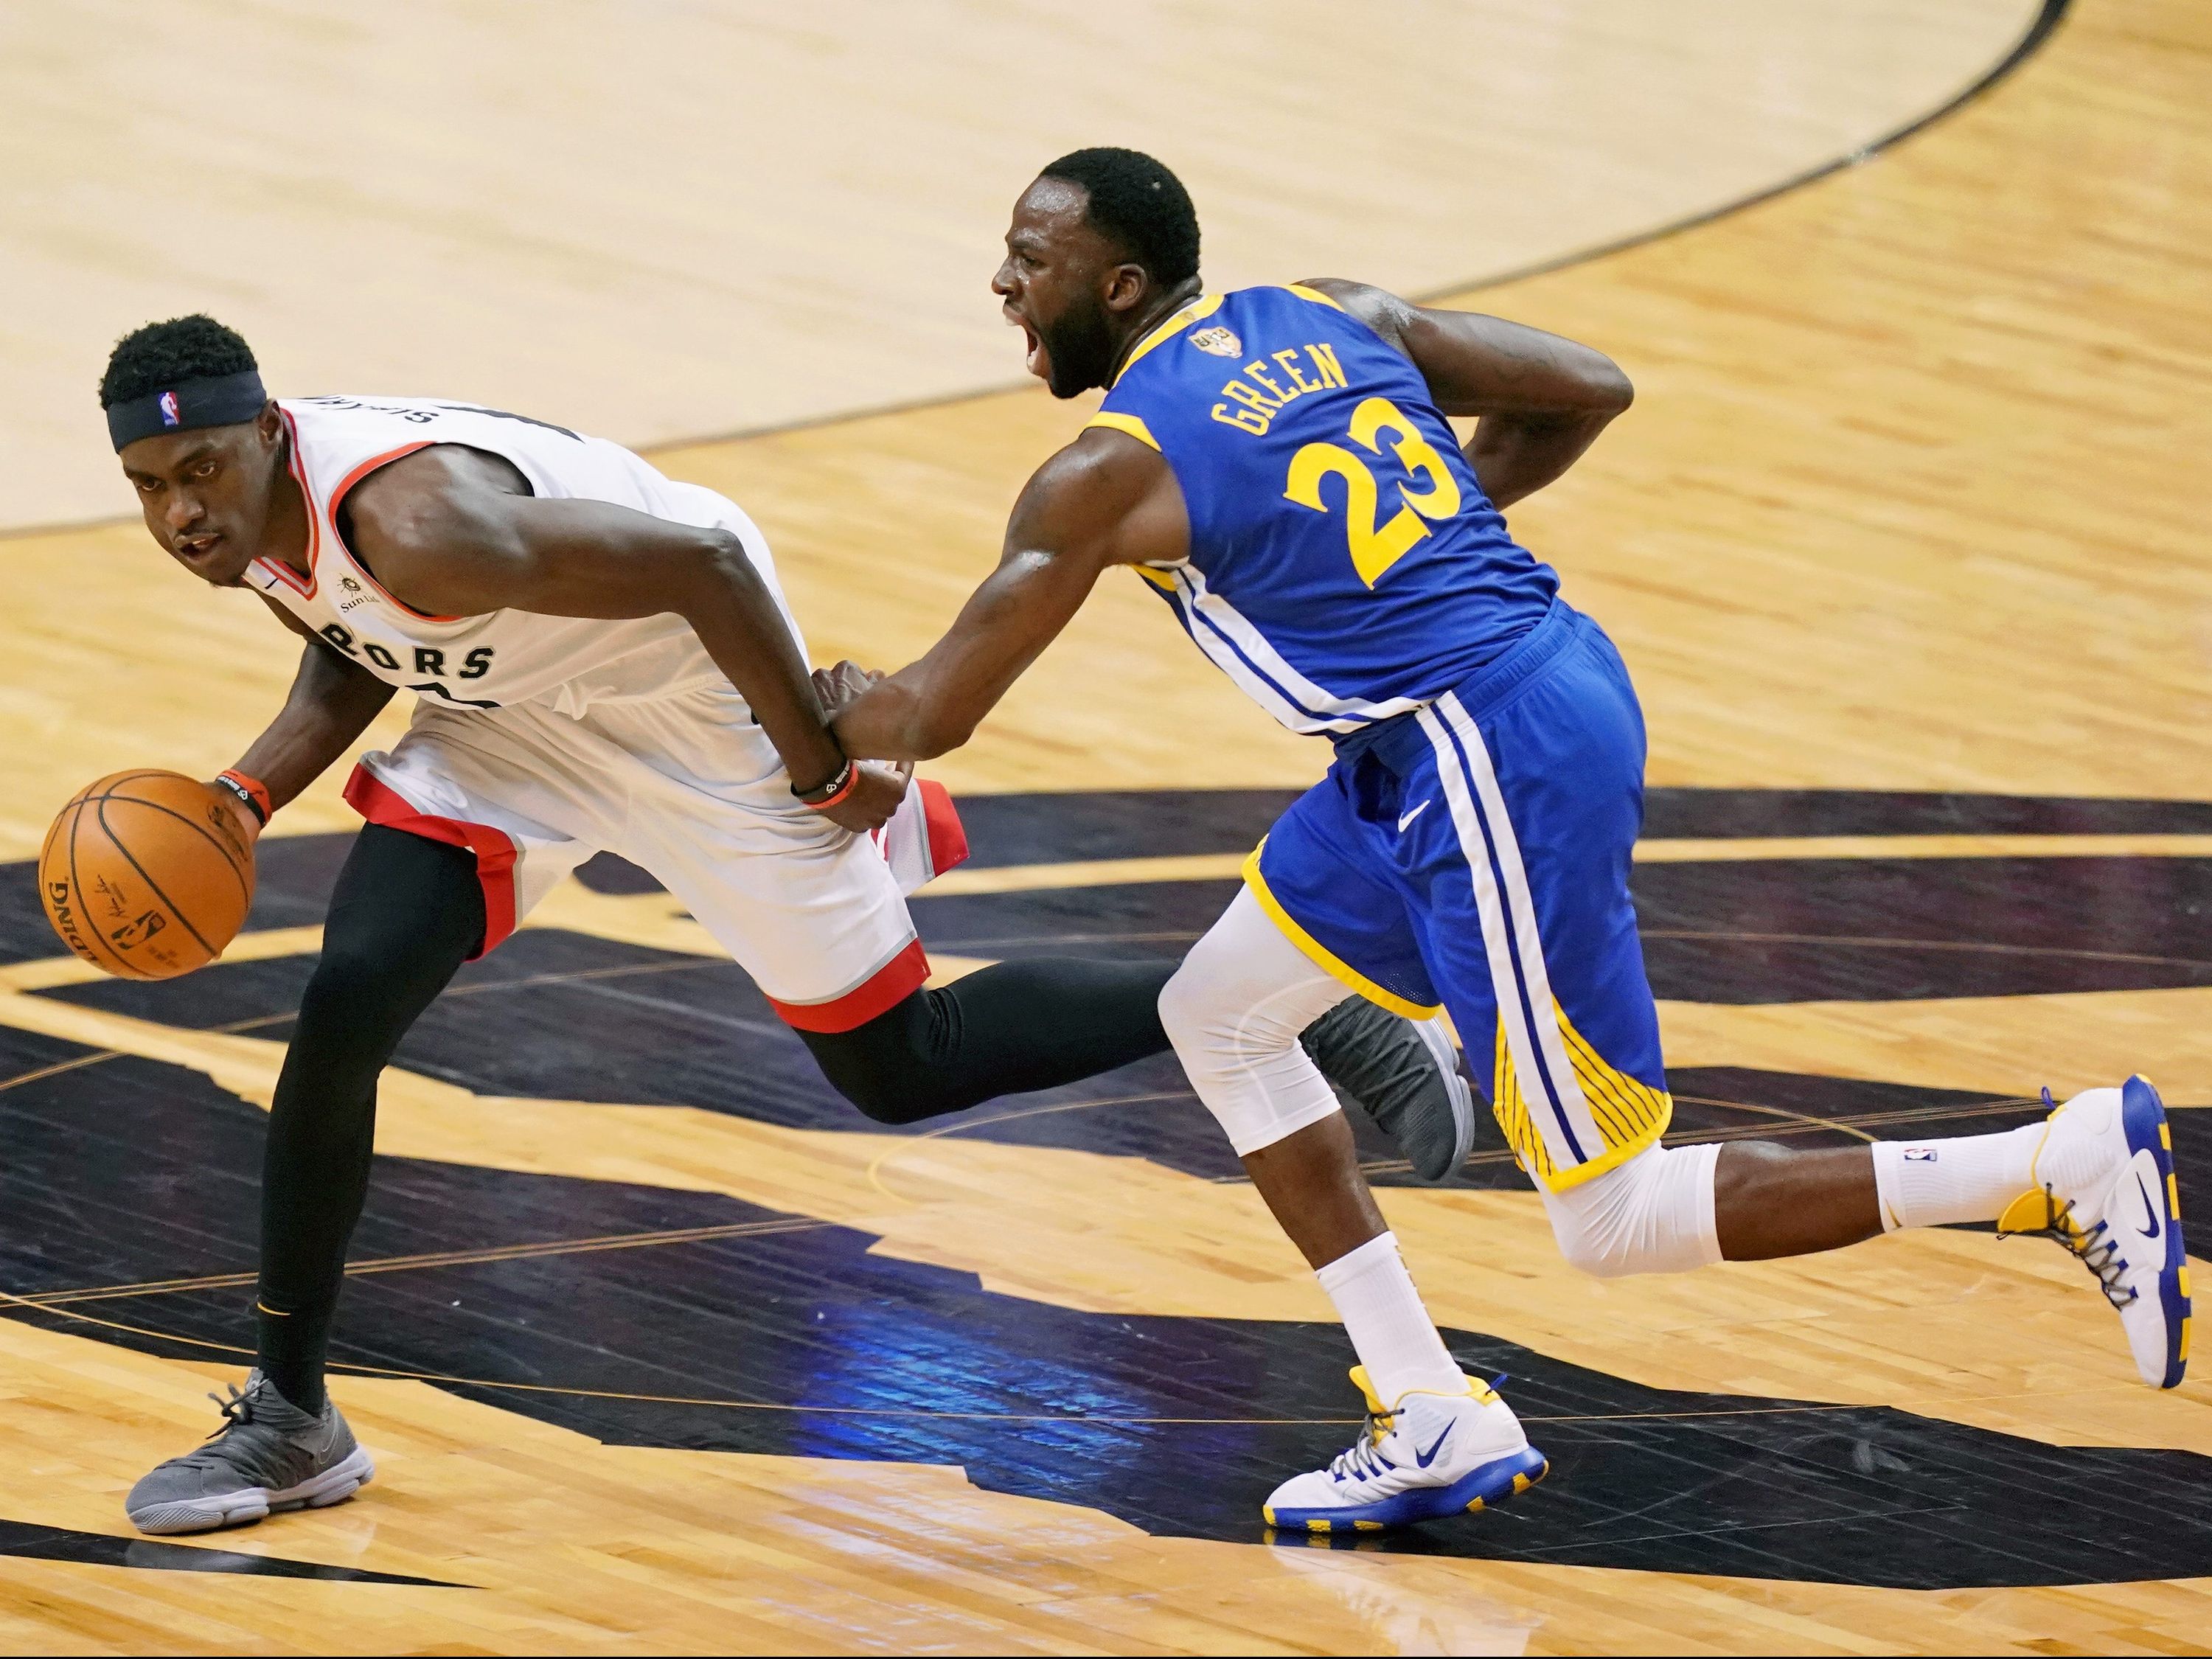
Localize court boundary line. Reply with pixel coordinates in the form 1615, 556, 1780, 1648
0, 1279, 2050, 1431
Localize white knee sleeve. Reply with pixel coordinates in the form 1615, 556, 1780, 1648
1538, 1141, 1723, 1278
1160, 887, 1352, 1156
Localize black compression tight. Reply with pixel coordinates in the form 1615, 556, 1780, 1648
253, 825, 1175, 1413
256, 827, 484, 1414
795, 956, 1173, 1124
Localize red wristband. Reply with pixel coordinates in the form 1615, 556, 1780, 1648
798, 761, 859, 813
216, 770, 272, 826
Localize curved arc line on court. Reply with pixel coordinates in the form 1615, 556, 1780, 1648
0, 0, 2073, 549
625, 0, 2079, 456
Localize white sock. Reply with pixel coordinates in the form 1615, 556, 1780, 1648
1315, 1231, 1465, 1404
1870, 1123, 2046, 1231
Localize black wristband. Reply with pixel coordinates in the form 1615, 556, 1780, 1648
790, 757, 855, 807
212, 772, 270, 827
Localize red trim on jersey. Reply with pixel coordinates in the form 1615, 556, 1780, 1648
916, 779, 970, 877
767, 938, 930, 1033
325, 442, 468, 624
343, 766, 518, 959
259, 408, 324, 599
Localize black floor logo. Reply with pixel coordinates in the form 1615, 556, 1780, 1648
1, 787, 2205, 1587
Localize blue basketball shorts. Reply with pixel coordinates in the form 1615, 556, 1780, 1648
1245, 602, 1670, 1191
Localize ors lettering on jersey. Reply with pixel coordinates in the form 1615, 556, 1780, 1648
247, 395, 797, 714
1088, 285, 1561, 739
314, 622, 497, 704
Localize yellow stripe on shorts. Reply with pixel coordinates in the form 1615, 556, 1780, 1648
1494, 1002, 1672, 1190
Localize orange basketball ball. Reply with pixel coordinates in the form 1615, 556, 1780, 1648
38, 771, 257, 981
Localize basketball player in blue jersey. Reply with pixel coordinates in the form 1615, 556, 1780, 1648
824, 147, 2189, 1532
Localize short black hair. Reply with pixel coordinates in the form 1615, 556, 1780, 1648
1037, 147, 1200, 288
100, 315, 257, 408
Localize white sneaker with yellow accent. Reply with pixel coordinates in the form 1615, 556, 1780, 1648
1262, 1367, 1548, 1533
2000, 1076, 2189, 1389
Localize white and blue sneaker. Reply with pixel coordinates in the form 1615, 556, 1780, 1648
2000, 1075, 2190, 1390
1262, 1367, 1548, 1534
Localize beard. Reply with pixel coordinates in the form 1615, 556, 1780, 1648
1039, 296, 1119, 398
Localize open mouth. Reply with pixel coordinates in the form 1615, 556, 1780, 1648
1009, 308, 1046, 380
175, 533, 223, 563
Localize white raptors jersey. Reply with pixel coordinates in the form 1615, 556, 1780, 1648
246, 396, 802, 713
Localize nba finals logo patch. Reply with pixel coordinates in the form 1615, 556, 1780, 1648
1189, 326, 1242, 358
157, 391, 181, 428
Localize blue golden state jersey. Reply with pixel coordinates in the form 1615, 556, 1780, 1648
1090, 284, 1559, 737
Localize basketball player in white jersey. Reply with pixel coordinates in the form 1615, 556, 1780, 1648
97, 315, 1470, 1536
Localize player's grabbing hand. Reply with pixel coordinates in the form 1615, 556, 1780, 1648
811, 659, 883, 718
800, 662, 910, 834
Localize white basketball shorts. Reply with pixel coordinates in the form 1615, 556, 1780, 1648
341, 683, 967, 1032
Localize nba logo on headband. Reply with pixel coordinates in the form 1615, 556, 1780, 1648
108, 368, 266, 452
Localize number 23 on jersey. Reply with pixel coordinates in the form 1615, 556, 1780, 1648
1283, 396, 1463, 588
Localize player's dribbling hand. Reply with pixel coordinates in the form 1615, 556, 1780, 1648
817, 759, 910, 834
204, 781, 265, 849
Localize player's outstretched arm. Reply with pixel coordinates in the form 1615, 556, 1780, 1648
1304, 278, 1633, 509
216, 606, 400, 839
828, 432, 1175, 762
341, 448, 901, 832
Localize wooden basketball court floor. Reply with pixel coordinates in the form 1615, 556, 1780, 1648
1, 0, 2209, 1650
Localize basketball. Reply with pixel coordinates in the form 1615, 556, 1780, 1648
38, 770, 256, 981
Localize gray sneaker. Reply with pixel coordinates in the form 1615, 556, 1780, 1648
1302, 998, 1476, 1183
126, 1371, 373, 1536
